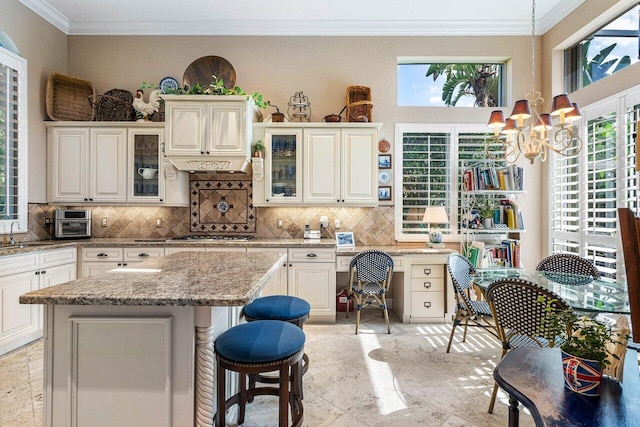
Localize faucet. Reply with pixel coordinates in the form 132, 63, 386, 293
9, 221, 19, 245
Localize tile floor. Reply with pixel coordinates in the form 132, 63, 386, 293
0, 310, 534, 426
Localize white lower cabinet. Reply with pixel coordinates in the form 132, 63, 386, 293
0, 248, 76, 355
247, 247, 336, 322
80, 247, 165, 277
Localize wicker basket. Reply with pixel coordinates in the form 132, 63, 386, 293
46, 72, 95, 121
89, 88, 136, 121
346, 85, 372, 122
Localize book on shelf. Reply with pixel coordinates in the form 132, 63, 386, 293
462, 164, 524, 191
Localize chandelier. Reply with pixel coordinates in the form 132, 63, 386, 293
486, 0, 582, 165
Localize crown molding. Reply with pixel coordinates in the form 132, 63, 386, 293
19, 0, 68, 34
536, 0, 585, 34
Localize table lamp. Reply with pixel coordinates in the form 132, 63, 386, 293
423, 206, 449, 247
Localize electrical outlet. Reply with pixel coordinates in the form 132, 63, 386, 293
334, 218, 341, 229
277, 218, 283, 228
101, 217, 108, 227
156, 218, 162, 228
320, 215, 329, 228
44, 217, 53, 226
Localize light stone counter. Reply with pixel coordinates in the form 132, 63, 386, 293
20, 251, 286, 307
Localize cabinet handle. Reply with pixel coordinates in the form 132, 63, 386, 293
117, 263, 122, 266
423, 282, 431, 289
35, 271, 40, 275
306, 253, 318, 258
41, 270, 46, 274
423, 268, 432, 275
138, 253, 150, 257
424, 302, 432, 308
123, 263, 128, 266
97, 253, 108, 257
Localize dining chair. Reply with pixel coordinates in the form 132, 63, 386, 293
346, 250, 394, 334
617, 207, 640, 350
445, 253, 498, 353
535, 253, 600, 279
485, 277, 572, 414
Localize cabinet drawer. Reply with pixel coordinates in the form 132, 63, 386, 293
0, 253, 39, 277
82, 247, 123, 261
411, 291, 445, 318
411, 264, 444, 279
410, 277, 445, 292
123, 247, 165, 261
40, 248, 77, 268
336, 254, 403, 272
288, 248, 335, 263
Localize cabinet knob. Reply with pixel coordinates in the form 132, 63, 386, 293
266, 199, 269, 202
42, 270, 46, 274
138, 253, 149, 257
424, 302, 432, 308
123, 263, 128, 266
35, 271, 40, 275
423, 268, 432, 275
206, 151, 210, 154
159, 199, 163, 202
341, 199, 345, 203
84, 198, 88, 201
289, 264, 292, 267
89, 198, 93, 201
97, 253, 108, 257
200, 151, 204, 155
423, 282, 431, 289
117, 263, 122, 266
337, 199, 340, 202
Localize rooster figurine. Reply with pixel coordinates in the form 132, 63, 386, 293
133, 89, 161, 121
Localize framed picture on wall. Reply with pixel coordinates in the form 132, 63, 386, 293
378, 186, 392, 201
378, 154, 391, 169
336, 231, 355, 247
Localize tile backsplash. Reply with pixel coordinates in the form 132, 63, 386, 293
17, 203, 396, 246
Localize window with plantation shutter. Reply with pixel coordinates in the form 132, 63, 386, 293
395, 124, 492, 241
0, 46, 27, 232
549, 89, 640, 281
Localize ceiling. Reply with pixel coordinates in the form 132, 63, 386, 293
20, 0, 585, 36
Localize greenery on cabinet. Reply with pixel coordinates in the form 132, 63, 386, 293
251, 139, 265, 157
143, 76, 268, 109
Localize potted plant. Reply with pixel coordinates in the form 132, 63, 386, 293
537, 296, 622, 396
251, 140, 265, 158
479, 201, 495, 229
161, 76, 268, 110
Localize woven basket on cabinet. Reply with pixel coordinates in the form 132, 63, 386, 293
45, 72, 95, 121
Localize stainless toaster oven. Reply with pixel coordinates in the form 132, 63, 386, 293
54, 209, 92, 239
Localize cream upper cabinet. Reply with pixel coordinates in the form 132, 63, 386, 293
304, 127, 377, 205
253, 123, 380, 207
163, 96, 260, 164
128, 128, 164, 204
48, 127, 127, 203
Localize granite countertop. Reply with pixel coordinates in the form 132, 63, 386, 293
20, 251, 286, 307
0, 238, 455, 257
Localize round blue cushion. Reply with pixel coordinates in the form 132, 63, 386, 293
215, 320, 305, 363
244, 295, 311, 321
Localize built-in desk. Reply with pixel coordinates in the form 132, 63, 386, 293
336, 246, 455, 323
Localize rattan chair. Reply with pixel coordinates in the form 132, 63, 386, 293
445, 253, 498, 353
618, 207, 640, 351
347, 250, 394, 334
485, 278, 572, 414
535, 253, 600, 279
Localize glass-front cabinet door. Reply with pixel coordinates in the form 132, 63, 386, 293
128, 127, 164, 203
265, 128, 303, 204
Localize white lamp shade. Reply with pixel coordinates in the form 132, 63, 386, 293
422, 206, 449, 225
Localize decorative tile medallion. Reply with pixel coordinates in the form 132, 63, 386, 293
189, 177, 256, 233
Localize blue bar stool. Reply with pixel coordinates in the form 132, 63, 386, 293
243, 295, 311, 398
215, 320, 305, 427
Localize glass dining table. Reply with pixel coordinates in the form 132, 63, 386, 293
473, 269, 630, 315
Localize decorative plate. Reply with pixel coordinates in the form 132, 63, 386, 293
159, 76, 179, 94
378, 139, 390, 153
378, 170, 391, 184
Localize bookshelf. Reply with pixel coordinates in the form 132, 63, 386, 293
460, 160, 525, 272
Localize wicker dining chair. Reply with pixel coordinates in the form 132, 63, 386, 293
347, 250, 394, 334
485, 278, 572, 414
535, 253, 600, 279
445, 253, 498, 353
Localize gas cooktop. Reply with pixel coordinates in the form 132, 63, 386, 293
170, 235, 256, 241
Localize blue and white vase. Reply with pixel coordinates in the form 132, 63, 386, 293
561, 350, 602, 397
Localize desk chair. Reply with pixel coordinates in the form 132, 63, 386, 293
617, 207, 640, 351
445, 253, 498, 353
536, 253, 600, 279
485, 278, 571, 414
347, 250, 394, 334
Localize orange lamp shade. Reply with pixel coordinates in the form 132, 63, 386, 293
534, 113, 552, 131
565, 103, 582, 123
510, 99, 531, 121
551, 94, 574, 116
488, 110, 506, 128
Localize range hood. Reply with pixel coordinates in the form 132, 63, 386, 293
166, 157, 252, 174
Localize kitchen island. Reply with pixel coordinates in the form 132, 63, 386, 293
20, 250, 287, 427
